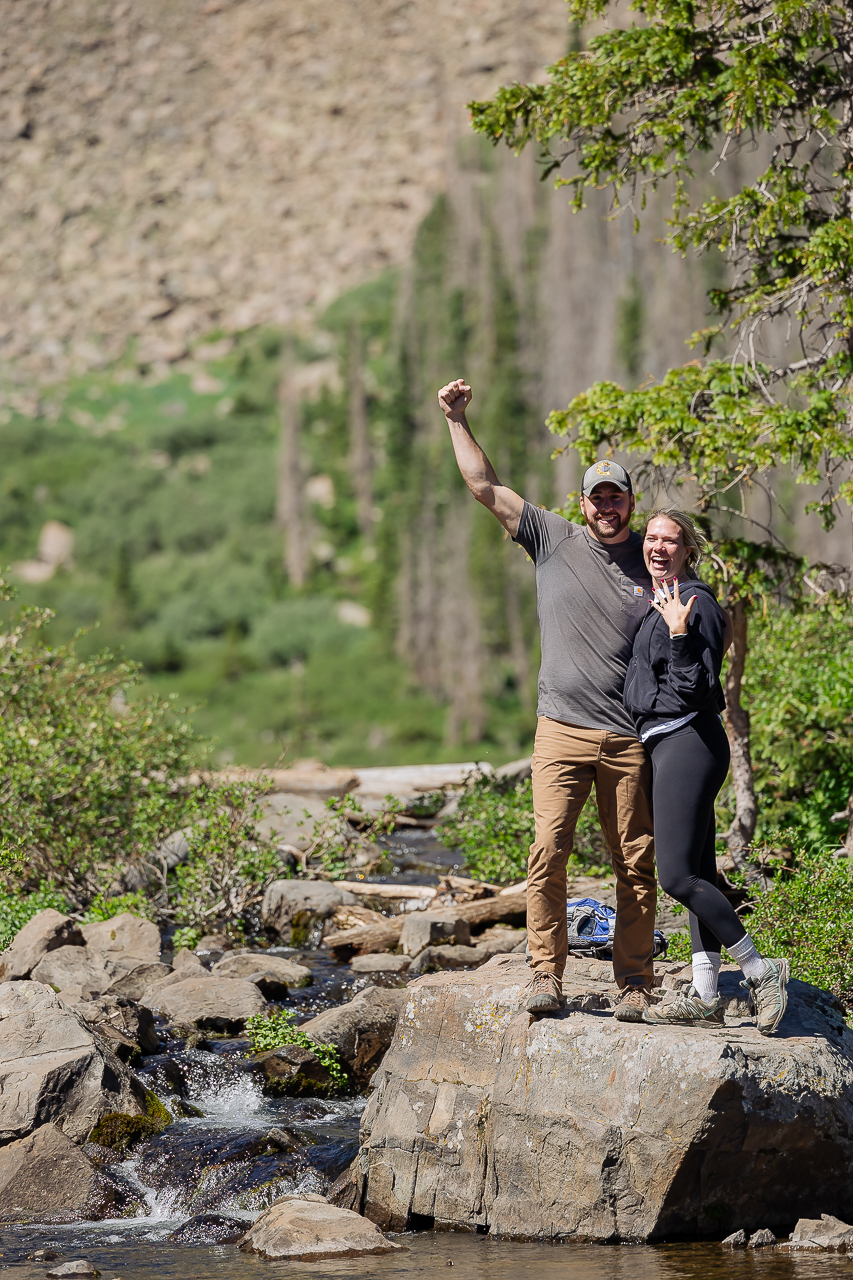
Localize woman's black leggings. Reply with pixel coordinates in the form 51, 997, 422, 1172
645, 712, 746, 953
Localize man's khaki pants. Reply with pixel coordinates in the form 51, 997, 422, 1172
528, 716, 656, 989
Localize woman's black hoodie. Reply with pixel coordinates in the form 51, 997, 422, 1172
623, 578, 726, 737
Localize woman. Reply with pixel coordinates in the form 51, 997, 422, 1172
623, 508, 788, 1035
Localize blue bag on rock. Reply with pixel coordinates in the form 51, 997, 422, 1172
566, 896, 668, 960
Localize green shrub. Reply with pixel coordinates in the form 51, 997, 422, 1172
245, 1009, 347, 1090
439, 771, 610, 885
81, 892, 155, 923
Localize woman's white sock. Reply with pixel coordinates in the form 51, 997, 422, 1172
727, 933, 765, 981
691, 951, 721, 1002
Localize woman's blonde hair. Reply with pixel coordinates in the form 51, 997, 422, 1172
643, 507, 708, 573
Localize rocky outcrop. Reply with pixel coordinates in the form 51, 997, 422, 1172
238, 1195, 402, 1261
353, 955, 853, 1241
75, 995, 160, 1058
0, 909, 86, 981
0, 981, 150, 1144
262, 880, 357, 940
784, 1215, 853, 1252
0, 1123, 143, 1219
81, 913, 161, 963
31, 946, 115, 1000
211, 951, 313, 988
301, 986, 407, 1084
140, 974, 267, 1031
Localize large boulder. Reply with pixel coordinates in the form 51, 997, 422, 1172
301, 985, 406, 1083
211, 951, 313, 988
0, 1123, 143, 1219
0, 981, 150, 1144
104, 962, 171, 1001
353, 954, 853, 1240
0, 909, 85, 981
82, 913, 161, 963
139, 974, 267, 1031
238, 1195, 402, 1260
262, 880, 357, 940
31, 946, 114, 1000
76, 995, 160, 1057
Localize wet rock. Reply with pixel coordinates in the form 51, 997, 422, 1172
212, 951, 313, 988
140, 974, 267, 1031
266, 1127, 304, 1152
722, 1229, 747, 1246
238, 1197, 402, 1260
104, 962, 171, 1001
88, 1108, 169, 1153
31, 946, 113, 1000
262, 881, 357, 940
407, 944, 488, 975
355, 954, 853, 1240
170, 1098, 205, 1119
0, 1124, 143, 1220
749, 1229, 777, 1247
46, 1263, 101, 1278
76, 994, 160, 1056
172, 948, 204, 971
196, 933, 234, 956
168, 1212, 247, 1244
400, 912, 471, 956
252, 1045, 334, 1096
785, 1214, 853, 1251
0, 981, 151, 1143
28, 1249, 60, 1261
349, 955, 410, 974
0, 909, 86, 980
81, 913, 161, 963
301, 985, 406, 1083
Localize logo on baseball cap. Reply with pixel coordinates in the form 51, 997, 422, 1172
581, 459, 632, 495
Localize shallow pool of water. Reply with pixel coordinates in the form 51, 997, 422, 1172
2, 1230, 850, 1280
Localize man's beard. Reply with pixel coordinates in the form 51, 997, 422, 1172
584, 510, 630, 540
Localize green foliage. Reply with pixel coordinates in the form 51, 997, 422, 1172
440, 770, 610, 885
245, 1009, 347, 1091
166, 780, 284, 936
301, 793, 402, 880
81, 892, 155, 923
172, 925, 202, 953
0, 883, 70, 951
0, 576, 201, 901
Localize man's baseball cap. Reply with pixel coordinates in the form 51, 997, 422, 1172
581, 459, 632, 495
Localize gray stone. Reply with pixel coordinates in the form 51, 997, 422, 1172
31, 946, 114, 999
140, 974, 267, 1031
104, 962, 171, 1001
212, 951, 312, 987
407, 945, 488, 975
172, 948, 204, 971
81, 913, 161, 963
46, 1264, 101, 1278
76, 995, 160, 1056
167, 1212, 246, 1244
350, 955, 410, 974
257, 792, 329, 849
787, 1214, 853, 1251
139, 967, 214, 1005
353, 954, 853, 1240
749, 1229, 777, 1247
722, 1229, 747, 1246
0, 981, 149, 1144
262, 880, 357, 937
0, 1123, 143, 1220
238, 1198, 402, 1260
301, 985, 406, 1084
252, 1045, 334, 1095
0, 909, 86, 981
399, 912, 471, 956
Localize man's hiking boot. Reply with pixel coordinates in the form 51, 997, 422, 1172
642, 984, 725, 1028
612, 984, 655, 1022
525, 971, 565, 1014
741, 957, 789, 1036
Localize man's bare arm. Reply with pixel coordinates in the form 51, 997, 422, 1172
437, 379, 524, 537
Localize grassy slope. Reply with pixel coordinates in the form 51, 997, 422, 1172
0, 299, 536, 768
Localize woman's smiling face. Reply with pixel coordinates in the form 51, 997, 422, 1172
643, 516, 689, 584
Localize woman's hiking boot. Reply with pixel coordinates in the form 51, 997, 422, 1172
741, 957, 789, 1036
641, 984, 725, 1028
612, 984, 655, 1022
525, 971, 565, 1014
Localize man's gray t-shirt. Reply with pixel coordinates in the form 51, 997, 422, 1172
514, 502, 652, 736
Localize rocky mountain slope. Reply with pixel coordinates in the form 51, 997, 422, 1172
0, 0, 568, 377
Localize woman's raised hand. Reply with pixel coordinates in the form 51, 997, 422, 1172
438, 379, 472, 421
650, 578, 696, 636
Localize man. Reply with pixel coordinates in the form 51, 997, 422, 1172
437, 377, 657, 1020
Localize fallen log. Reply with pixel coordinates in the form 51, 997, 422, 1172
332, 882, 436, 901
324, 889, 529, 961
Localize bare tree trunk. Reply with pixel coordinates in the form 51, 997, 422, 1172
349, 321, 374, 540
276, 340, 307, 587
723, 598, 757, 868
